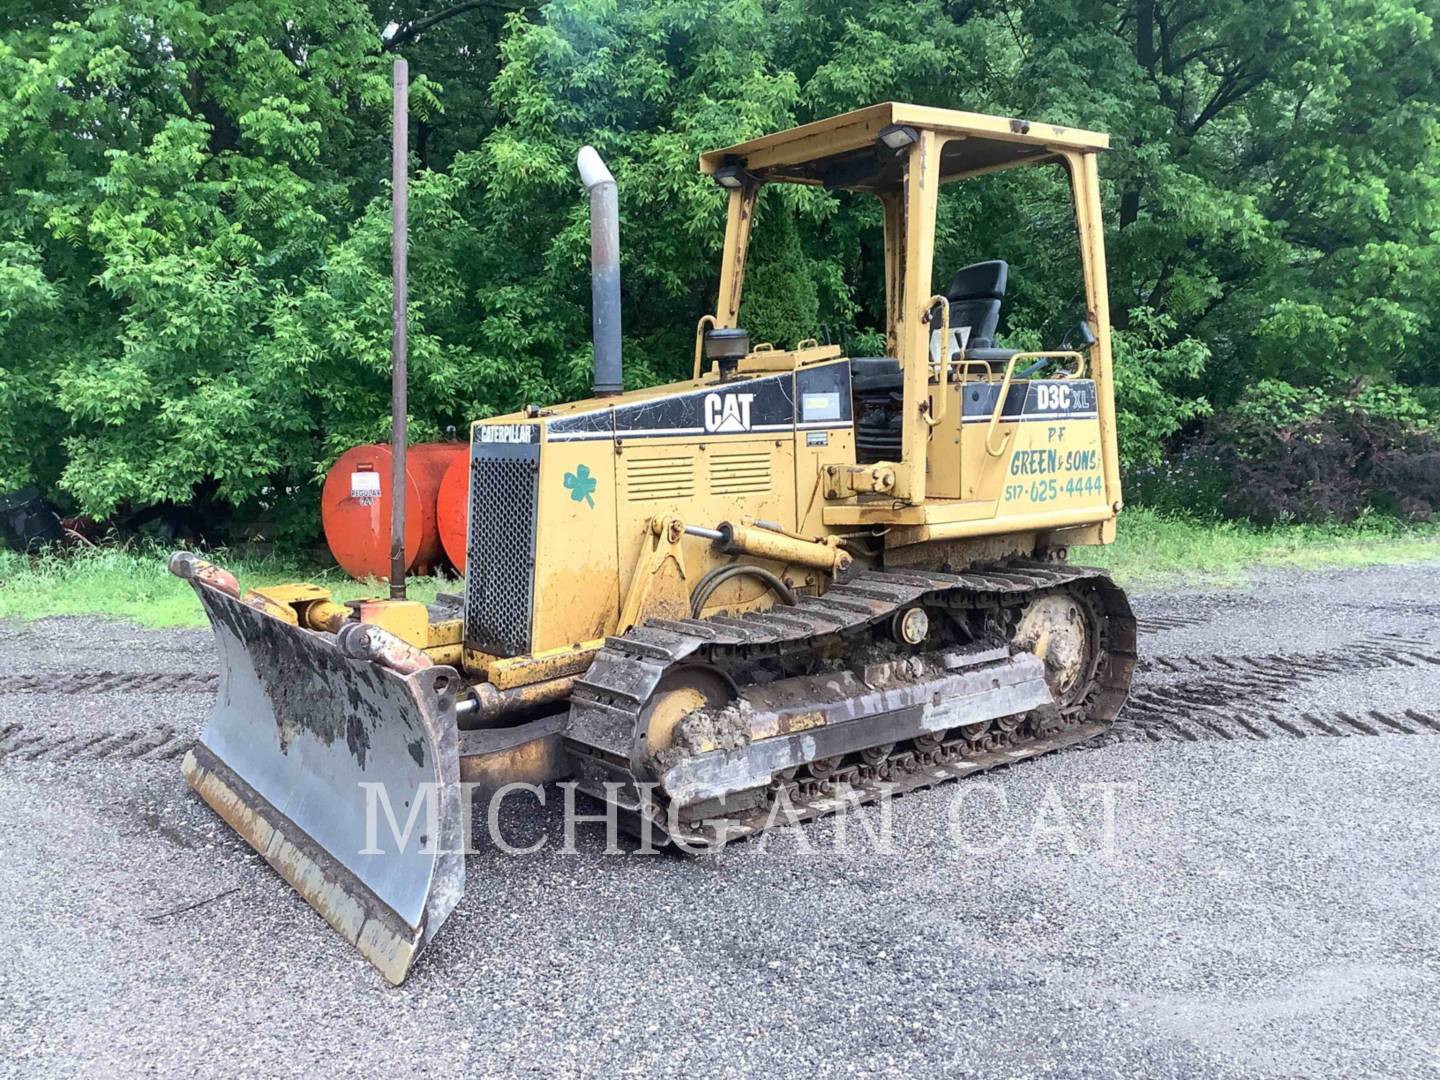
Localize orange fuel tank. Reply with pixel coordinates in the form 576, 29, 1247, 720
321, 442, 465, 581
436, 452, 470, 573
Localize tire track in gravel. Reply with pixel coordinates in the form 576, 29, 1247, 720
0, 671, 217, 694
0, 722, 193, 764
0, 626, 1434, 764
1102, 631, 1440, 745
1136, 612, 1214, 634
0, 667, 213, 765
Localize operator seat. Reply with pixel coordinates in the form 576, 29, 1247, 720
942, 260, 1008, 349
849, 260, 1012, 463
849, 258, 1012, 386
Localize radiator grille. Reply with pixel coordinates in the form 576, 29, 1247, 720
710, 451, 772, 494
464, 439, 540, 657
626, 456, 695, 501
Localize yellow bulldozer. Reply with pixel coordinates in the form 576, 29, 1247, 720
170, 96, 1136, 984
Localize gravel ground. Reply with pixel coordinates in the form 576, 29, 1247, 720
0, 561, 1438, 1077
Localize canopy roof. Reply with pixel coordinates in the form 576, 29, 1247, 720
698, 102, 1108, 193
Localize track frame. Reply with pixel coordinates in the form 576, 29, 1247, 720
565, 560, 1136, 848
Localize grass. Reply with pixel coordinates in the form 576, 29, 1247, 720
0, 545, 449, 628
1086, 507, 1440, 588
0, 512, 1436, 627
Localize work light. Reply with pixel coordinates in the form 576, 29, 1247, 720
878, 124, 918, 151
713, 164, 752, 189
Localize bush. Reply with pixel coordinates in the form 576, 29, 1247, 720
1122, 444, 1230, 518
738, 206, 821, 349
1206, 380, 1440, 523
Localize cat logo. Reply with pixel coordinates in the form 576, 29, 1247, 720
703, 392, 755, 433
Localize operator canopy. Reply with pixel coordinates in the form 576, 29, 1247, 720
699, 102, 1109, 193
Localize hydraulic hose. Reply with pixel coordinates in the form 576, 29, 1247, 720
690, 563, 798, 618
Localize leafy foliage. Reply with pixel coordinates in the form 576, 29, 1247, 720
1198, 378, 1440, 522
1, 0, 1437, 538
1111, 307, 1212, 466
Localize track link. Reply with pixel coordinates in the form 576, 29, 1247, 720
565, 560, 1136, 848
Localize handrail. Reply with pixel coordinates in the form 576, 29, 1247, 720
949, 358, 993, 384
985, 355, 1021, 456
982, 349, 1087, 456
692, 314, 717, 380
937, 350, 1086, 388
921, 295, 950, 428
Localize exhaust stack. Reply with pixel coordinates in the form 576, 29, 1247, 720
577, 146, 622, 397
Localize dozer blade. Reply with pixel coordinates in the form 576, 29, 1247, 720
179, 578, 465, 985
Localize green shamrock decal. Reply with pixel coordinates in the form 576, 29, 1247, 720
564, 464, 597, 508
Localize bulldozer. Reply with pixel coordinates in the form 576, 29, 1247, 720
171, 95, 1136, 985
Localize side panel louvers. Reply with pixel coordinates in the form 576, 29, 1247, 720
626, 456, 696, 501
709, 451, 772, 495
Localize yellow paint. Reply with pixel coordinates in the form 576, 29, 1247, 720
1065, 149, 1124, 512
716, 185, 757, 328
617, 516, 692, 635
644, 684, 714, 754
244, 583, 347, 632
531, 439, 623, 651
750, 709, 825, 741
720, 522, 850, 576
729, 343, 841, 374
895, 127, 942, 503
422, 618, 464, 666
458, 734, 565, 794
479, 642, 604, 690
698, 103, 1109, 177
250, 583, 331, 606
691, 314, 717, 380
354, 598, 429, 647
448, 106, 1124, 682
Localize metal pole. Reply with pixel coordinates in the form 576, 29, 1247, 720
389, 58, 409, 600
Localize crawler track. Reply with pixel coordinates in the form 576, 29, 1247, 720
566, 560, 1136, 848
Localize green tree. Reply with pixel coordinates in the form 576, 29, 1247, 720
1, 2, 398, 521
1, 0, 1436, 537
1013, 0, 1440, 405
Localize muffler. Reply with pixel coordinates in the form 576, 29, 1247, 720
578, 145, 622, 397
